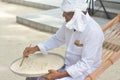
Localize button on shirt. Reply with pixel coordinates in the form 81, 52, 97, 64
37, 14, 104, 80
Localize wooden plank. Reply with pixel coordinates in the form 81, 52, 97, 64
85, 51, 120, 80
102, 14, 120, 32
85, 60, 114, 80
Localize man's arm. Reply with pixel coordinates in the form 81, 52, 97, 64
23, 23, 66, 57
37, 24, 66, 54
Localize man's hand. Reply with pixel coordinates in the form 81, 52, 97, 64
23, 46, 40, 57
42, 70, 69, 80
42, 70, 58, 80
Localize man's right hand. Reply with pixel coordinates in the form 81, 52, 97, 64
23, 46, 40, 57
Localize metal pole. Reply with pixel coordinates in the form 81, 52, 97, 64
99, 0, 111, 19
91, 0, 94, 15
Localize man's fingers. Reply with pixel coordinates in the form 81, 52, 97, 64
41, 75, 46, 78
24, 52, 29, 57
42, 74, 54, 80
48, 69, 57, 73
23, 47, 31, 57
41, 74, 49, 79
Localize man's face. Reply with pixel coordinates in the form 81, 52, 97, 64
63, 12, 74, 22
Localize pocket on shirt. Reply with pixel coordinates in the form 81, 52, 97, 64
73, 44, 83, 55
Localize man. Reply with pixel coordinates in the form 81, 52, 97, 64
24, 0, 104, 80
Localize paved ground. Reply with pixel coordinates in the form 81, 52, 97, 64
25, 0, 63, 7
0, 2, 65, 80
0, 1, 120, 80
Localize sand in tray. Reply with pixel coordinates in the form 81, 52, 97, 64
10, 54, 64, 74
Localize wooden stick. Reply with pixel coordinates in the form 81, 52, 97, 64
19, 44, 31, 67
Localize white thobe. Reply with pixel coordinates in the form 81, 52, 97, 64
36, 13, 104, 80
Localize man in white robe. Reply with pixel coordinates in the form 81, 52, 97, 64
24, 0, 104, 80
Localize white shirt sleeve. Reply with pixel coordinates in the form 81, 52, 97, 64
37, 24, 66, 54
66, 31, 104, 78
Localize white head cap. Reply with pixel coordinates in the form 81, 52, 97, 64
61, 0, 88, 12
61, 0, 90, 32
